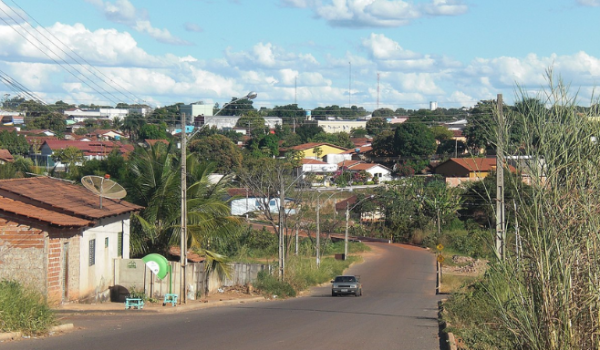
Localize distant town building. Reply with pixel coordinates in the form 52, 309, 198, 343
317, 120, 367, 133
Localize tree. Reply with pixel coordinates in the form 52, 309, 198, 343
463, 100, 496, 155
122, 113, 146, 141
218, 97, 256, 116
236, 111, 267, 136
393, 123, 437, 171
366, 117, 389, 135
295, 123, 324, 143
127, 143, 238, 257
189, 134, 243, 173
430, 125, 453, 142
0, 131, 29, 155
310, 132, 354, 149
139, 123, 167, 140
372, 108, 395, 118
371, 130, 396, 157
52, 146, 83, 174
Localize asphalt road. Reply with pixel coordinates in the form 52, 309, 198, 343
4, 243, 443, 350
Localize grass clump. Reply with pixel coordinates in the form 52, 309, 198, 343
254, 270, 296, 298
0, 280, 56, 335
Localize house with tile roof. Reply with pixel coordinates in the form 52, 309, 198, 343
434, 157, 516, 187
33, 139, 134, 168
0, 177, 141, 305
339, 161, 393, 183
0, 149, 14, 163
281, 142, 349, 161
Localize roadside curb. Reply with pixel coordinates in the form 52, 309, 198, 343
438, 299, 458, 350
52, 296, 267, 316
0, 323, 74, 342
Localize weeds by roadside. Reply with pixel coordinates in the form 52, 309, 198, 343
0, 279, 56, 336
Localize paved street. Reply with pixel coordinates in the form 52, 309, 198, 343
3, 243, 443, 350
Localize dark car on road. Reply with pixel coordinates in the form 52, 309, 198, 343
331, 275, 362, 296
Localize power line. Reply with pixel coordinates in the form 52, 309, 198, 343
0, 2, 122, 105
7, 0, 144, 104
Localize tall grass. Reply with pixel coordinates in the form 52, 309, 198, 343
445, 75, 600, 349
0, 280, 56, 335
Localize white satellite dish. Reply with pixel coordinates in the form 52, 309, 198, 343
81, 175, 127, 208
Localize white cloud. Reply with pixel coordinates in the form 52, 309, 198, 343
0, 2, 28, 24
422, 0, 468, 16
577, 0, 600, 6
362, 33, 420, 60
87, 0, 191, 45
184, 22, 203, 33
283, 0, 468, 28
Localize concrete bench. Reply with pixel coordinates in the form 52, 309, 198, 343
125, 298, 144, 309
163, 293, 178, 307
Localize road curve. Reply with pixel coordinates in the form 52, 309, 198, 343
4, 243, 443, 350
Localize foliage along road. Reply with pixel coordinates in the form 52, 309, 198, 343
4, 243, 443, 350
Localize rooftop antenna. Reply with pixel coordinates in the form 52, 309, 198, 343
81, 174, 127, 208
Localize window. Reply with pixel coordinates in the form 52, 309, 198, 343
89, 239, 96, 266
117, 232, 123, 257
105, 237, 109, 248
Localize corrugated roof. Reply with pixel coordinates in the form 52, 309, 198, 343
0, 196, 92, 227
0, 177, 142, 220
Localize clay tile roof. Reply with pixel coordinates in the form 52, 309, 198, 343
0, 149, 13, 163
302, 158, 327, 164
338, 160, 361, 168
0, 196, 92, 227
347, 163, 381, 171
0, 177, 142, 220
168, 246, 205, 263
447, 157, 516, 173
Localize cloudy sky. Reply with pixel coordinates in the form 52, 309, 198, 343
0, 0, 599, 111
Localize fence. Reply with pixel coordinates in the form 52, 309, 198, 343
112, 259, 269, 302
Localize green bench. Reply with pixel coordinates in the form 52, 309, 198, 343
125, 298, 144, 309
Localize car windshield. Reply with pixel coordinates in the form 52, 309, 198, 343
335, 276, 356, 282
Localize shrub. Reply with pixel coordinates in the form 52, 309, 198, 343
0, 280, 56, 335
254, 270, 296, 298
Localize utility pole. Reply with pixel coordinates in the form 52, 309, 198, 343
278, 179, 285, 280
316, 195, 321, 267
344, 201, 349, 260
496, 94, 505, 260
180, 112, 187, 303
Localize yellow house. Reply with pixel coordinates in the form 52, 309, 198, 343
285, 142, 349, 159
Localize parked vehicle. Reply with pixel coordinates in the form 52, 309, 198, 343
331, 275, 362, 296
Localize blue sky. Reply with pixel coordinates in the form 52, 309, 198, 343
1, 0, 600, 112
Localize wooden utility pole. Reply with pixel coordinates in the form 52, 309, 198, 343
180, 112, 187, 303
496, 94, 505, 260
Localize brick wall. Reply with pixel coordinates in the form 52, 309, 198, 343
0, 218, 47, 295
0, 216, 82, 305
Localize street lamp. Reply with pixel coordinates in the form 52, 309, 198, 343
179, 91, 257, 303
344, 195, 375, 260
316, 189, 345, 267
278, 171, 305, 280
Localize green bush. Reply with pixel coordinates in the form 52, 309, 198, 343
0, 280, 56, 335
254, 270, 296, 298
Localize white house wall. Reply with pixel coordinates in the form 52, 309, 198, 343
79, 214, 131, 301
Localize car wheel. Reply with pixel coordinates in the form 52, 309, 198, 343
332, 291, 336, 297
355, 289, 360, 297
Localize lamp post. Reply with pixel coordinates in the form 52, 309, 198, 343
316, 189, 345, 267
344, 195, 375, 260
278, 171, 305, 280
180, 92, 257, 303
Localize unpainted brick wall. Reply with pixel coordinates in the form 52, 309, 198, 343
0, 218, 47, 295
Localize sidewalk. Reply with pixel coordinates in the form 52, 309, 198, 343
54, 291, 267, 316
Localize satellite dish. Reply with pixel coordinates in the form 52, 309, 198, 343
81, 175, 127, 208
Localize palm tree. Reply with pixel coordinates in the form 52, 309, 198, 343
128, 142, 239, 260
